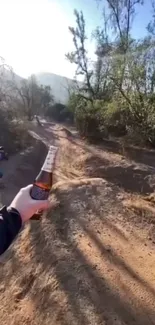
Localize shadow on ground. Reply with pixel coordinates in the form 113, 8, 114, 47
27, 180, 155, 325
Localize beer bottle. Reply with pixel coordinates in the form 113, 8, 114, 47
30, 145, 58, 219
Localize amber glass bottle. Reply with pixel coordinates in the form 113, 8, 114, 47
30, 145, 58, 219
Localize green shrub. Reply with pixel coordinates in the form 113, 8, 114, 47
74, 99, 106, 140
103, 101, 128, 136
67, 91, 155, 147
46, 102, 73, 122
74, 98, 128, 140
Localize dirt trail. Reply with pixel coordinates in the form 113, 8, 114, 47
0, 120, 58, 206
0, 120, 155, 325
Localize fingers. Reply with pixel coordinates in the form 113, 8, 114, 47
22, 184, 33, 192
34, 200, 50, 210
21, 184, 50, 211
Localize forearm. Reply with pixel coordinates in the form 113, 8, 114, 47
0, 206, 22, 255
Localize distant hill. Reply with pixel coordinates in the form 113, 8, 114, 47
0, 67, 23, 85
1, 69, 79, 104
35, 72, 78, 104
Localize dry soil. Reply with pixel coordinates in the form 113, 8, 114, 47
0, 120, 155, 325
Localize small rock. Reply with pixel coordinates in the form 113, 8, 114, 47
106, 248, 111, 253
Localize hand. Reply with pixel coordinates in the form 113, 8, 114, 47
8, 184, 50, 223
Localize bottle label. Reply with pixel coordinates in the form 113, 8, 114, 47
31, 184, 49, 200
41, 146, 58, 173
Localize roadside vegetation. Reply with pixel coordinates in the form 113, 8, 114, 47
64, 0, 155, 147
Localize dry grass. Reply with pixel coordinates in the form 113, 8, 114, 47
55, 136, 87, 181
123, 195, 155, 214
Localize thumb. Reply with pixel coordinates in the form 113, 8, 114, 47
34, 200, 50, 210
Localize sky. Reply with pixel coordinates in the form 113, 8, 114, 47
0, 0, 153, 79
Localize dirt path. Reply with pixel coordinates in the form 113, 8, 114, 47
0, 120, 155, 325
0, 120, 58, 206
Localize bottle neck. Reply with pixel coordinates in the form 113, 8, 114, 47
41, 147, 57, 173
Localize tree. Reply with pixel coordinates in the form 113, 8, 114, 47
46, 103, 68, 121
97, 0, 143, 92
147, 0, 155, 35
66, 10, 95, 101
66, 1, 155, 145
15, 76, 53, 120
40, 85, 54, 114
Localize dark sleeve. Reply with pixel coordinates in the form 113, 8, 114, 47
0, 206, 22, 255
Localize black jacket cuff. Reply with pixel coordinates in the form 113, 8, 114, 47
0, 206, 22, 255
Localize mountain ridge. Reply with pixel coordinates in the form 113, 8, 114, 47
3, 68, 78, 104
35, 72, 77, 104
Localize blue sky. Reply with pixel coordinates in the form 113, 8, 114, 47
61, 0, 152, 39
0, 0, 153, 78
132, 1, 152, 38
